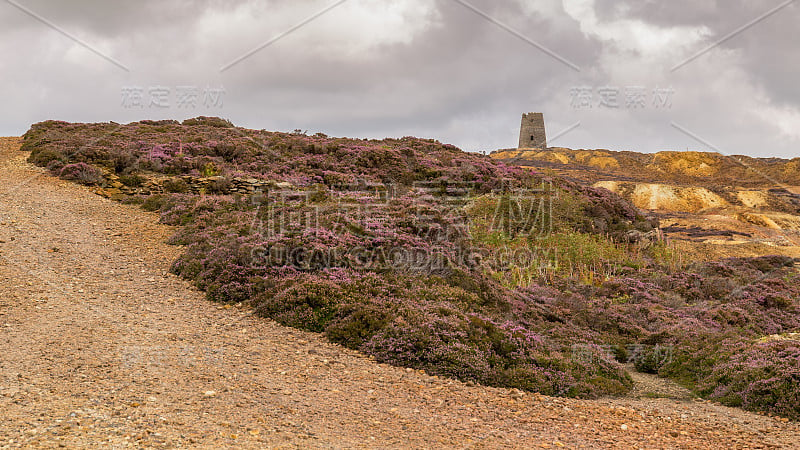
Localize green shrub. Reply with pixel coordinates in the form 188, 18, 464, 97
182, 116, 234, 128
206, 177, 232, 194
28, 148, 66, 166
162, 178, 190, 193
141, 194, 170, 211
119, 174, 146, 187
634, 344, 672, 374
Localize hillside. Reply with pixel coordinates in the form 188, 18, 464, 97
492, 147, 800, 261
491, 148, 800, 187
15, 119, 800, 424
5, 135, 800, 448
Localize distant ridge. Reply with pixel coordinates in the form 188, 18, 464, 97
492, 147, 800, 188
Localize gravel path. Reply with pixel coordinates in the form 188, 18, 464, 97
1, 136, 799, 449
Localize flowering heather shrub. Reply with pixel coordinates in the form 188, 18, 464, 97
700, 340, 800, 419
251, 270, 632, 396
55, 162, 103, 185
598, 278, 663, 303
182, 116, 234, 128
132, 189, 635, 397
119, 173, 145, 187
20, 119, 800, 418
14, 120, 647, 249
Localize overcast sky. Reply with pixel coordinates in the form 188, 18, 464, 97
1, 0, 798, 157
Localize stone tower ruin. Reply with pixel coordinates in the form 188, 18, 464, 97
518, 112, 547, 149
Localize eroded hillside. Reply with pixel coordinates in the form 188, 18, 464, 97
492, 147, 800, 261
12, 135, 800, 448
16, 120, 800, 423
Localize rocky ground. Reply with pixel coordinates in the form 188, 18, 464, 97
1, 136, 799, 448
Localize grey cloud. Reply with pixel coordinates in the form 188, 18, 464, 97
0, 0, 797, 158
593, 0, 800, 106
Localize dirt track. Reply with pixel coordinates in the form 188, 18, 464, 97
1, 137, 799, 448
